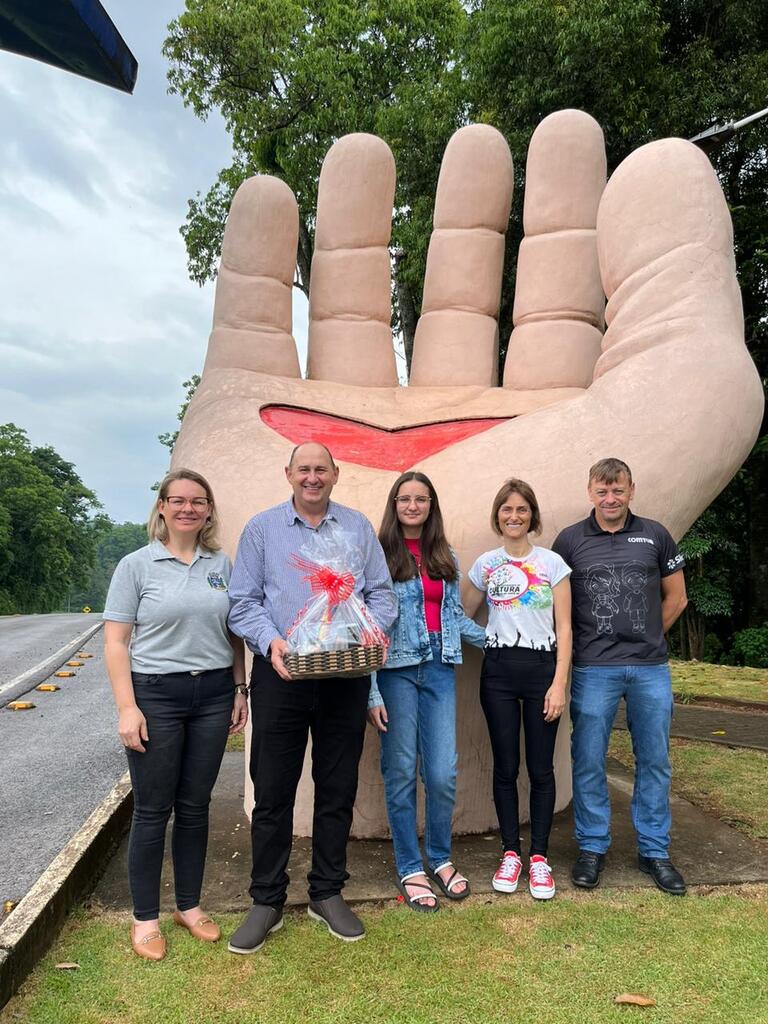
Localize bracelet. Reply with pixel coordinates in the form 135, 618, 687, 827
234, 683, 249, 696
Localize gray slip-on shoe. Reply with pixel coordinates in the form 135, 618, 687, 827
307, 895, 365, 942
227, 904, 283, 954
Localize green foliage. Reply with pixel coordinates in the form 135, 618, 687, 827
164, 0, 466, 340
158, 374, 202, 453
468, 0, 768, 361
679, 507, 739, 619
69, 522, 147, 612
165, 0, 768, 377
677, 486, 747, 659
0, 424, 104, 613
165, 0, 768, 635
732, 625, 768, 668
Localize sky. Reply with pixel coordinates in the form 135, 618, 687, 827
0, 1, 309, 523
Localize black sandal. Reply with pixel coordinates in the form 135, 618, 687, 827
396, 875, 439, 913
427, 863, 471, 901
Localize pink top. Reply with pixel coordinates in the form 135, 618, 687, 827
405, 538, 443, 633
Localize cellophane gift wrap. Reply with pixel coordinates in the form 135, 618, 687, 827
284, 524, 387, 677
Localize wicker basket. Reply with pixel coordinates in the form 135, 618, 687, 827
284, 644, 386, 680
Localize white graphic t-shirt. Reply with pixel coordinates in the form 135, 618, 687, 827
468, 546, 571, 651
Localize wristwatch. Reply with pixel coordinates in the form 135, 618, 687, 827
234, 683, 249, 696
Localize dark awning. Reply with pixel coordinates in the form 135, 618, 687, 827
0, 0, 138, 93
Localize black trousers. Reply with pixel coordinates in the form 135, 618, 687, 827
479, 647, 560, 857
126, 668, 233, 920
248, 656, 370, 908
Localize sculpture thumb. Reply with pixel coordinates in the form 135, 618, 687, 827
444, 137, 763, 541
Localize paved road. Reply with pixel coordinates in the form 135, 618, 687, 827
0, 627, 126, 908
614, 701, 768, 752
0, 614, 98, 686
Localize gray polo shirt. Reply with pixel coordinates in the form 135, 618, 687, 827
103, 540, 234, 674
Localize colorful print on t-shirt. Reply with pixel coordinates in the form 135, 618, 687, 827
468, 546, 571, 652
483, 556, 552, 609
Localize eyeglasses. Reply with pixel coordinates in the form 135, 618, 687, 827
164, 497, 210, 509
395, 496, 431, 507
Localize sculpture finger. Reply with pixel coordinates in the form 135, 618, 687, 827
504, 110, 606, 389
307, 134, 397, 386
596, 138, 752, 384
202, 176, 300, 378
409, 124, 514, 387
426, 137, 761, 555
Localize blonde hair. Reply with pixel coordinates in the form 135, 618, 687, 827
147, 469, 221, 551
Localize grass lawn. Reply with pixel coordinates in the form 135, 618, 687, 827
608, 732, 768, 842
669, 660, 768, 704
2, 888, 768, 1024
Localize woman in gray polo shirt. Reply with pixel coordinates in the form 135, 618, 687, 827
103, 469, 247, 961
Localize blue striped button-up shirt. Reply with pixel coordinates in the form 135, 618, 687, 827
228, 499, 397, 658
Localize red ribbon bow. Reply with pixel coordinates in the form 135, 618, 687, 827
291, 556, 355, 609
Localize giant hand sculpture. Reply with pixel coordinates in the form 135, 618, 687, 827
173, 110, 763, 837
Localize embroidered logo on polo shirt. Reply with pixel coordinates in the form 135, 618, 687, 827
207, 571, 228, 591
628, 537, 654, 544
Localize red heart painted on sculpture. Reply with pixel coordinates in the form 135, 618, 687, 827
261, 405, 510, 471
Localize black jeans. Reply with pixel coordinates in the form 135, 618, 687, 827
480, 647, 560, 857
248, 656, 370, 908
126, 668, 233, 920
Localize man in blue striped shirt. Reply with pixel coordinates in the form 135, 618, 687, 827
227, 442, 396, 952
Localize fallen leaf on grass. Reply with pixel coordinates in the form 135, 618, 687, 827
711, 730, 726, 735
614, 993, 656, 1007
55, 963, 80, 971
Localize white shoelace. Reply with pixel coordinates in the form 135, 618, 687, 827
529, 860, 552, 885
498, 853, 521, 878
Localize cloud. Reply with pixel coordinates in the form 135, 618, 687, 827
0, 2, 231, 521
0, 1, 315, 523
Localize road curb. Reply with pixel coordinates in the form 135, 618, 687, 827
0, 620, 103, 708
0, 772, 133, 1011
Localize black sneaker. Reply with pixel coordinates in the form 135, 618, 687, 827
227, 904, 283, 953
307, 895, 365, 942
571, 850, 606, 889
638, 855, 687, 895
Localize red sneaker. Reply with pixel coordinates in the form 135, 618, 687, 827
528, 855, 555, 900
492, 850, 522, 893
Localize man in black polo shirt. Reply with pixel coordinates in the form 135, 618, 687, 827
553, 458, 688, 895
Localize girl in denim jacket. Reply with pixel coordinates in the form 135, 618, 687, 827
368, 471, 485, 911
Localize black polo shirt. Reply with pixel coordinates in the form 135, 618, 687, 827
552, 510, 684, 666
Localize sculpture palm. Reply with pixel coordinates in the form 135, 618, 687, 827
174, 110, 763, 836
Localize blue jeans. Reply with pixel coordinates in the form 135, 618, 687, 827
377, 635, 457, 879
570, 663, 674, 858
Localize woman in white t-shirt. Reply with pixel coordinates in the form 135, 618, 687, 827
464, 479, 572, 900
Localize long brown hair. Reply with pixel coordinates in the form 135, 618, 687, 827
148, 469, 221, 552
378, 471, 457, 583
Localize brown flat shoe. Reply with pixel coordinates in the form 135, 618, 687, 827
173, 909, 221, 942
130, 923, 166, 961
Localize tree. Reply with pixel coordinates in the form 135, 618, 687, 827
164, 0, 466, 362
165, 0, 768, 643
677, 505, 742, 660
70, 521, 147, 612
463, 0, 768, 646
159, 374, 201, 453
0, 424, 104, 613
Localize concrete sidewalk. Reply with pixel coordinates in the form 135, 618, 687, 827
615, 701, 768, 752
94, 751, 768, 915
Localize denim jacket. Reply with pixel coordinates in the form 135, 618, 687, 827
368, 567, 485, 708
